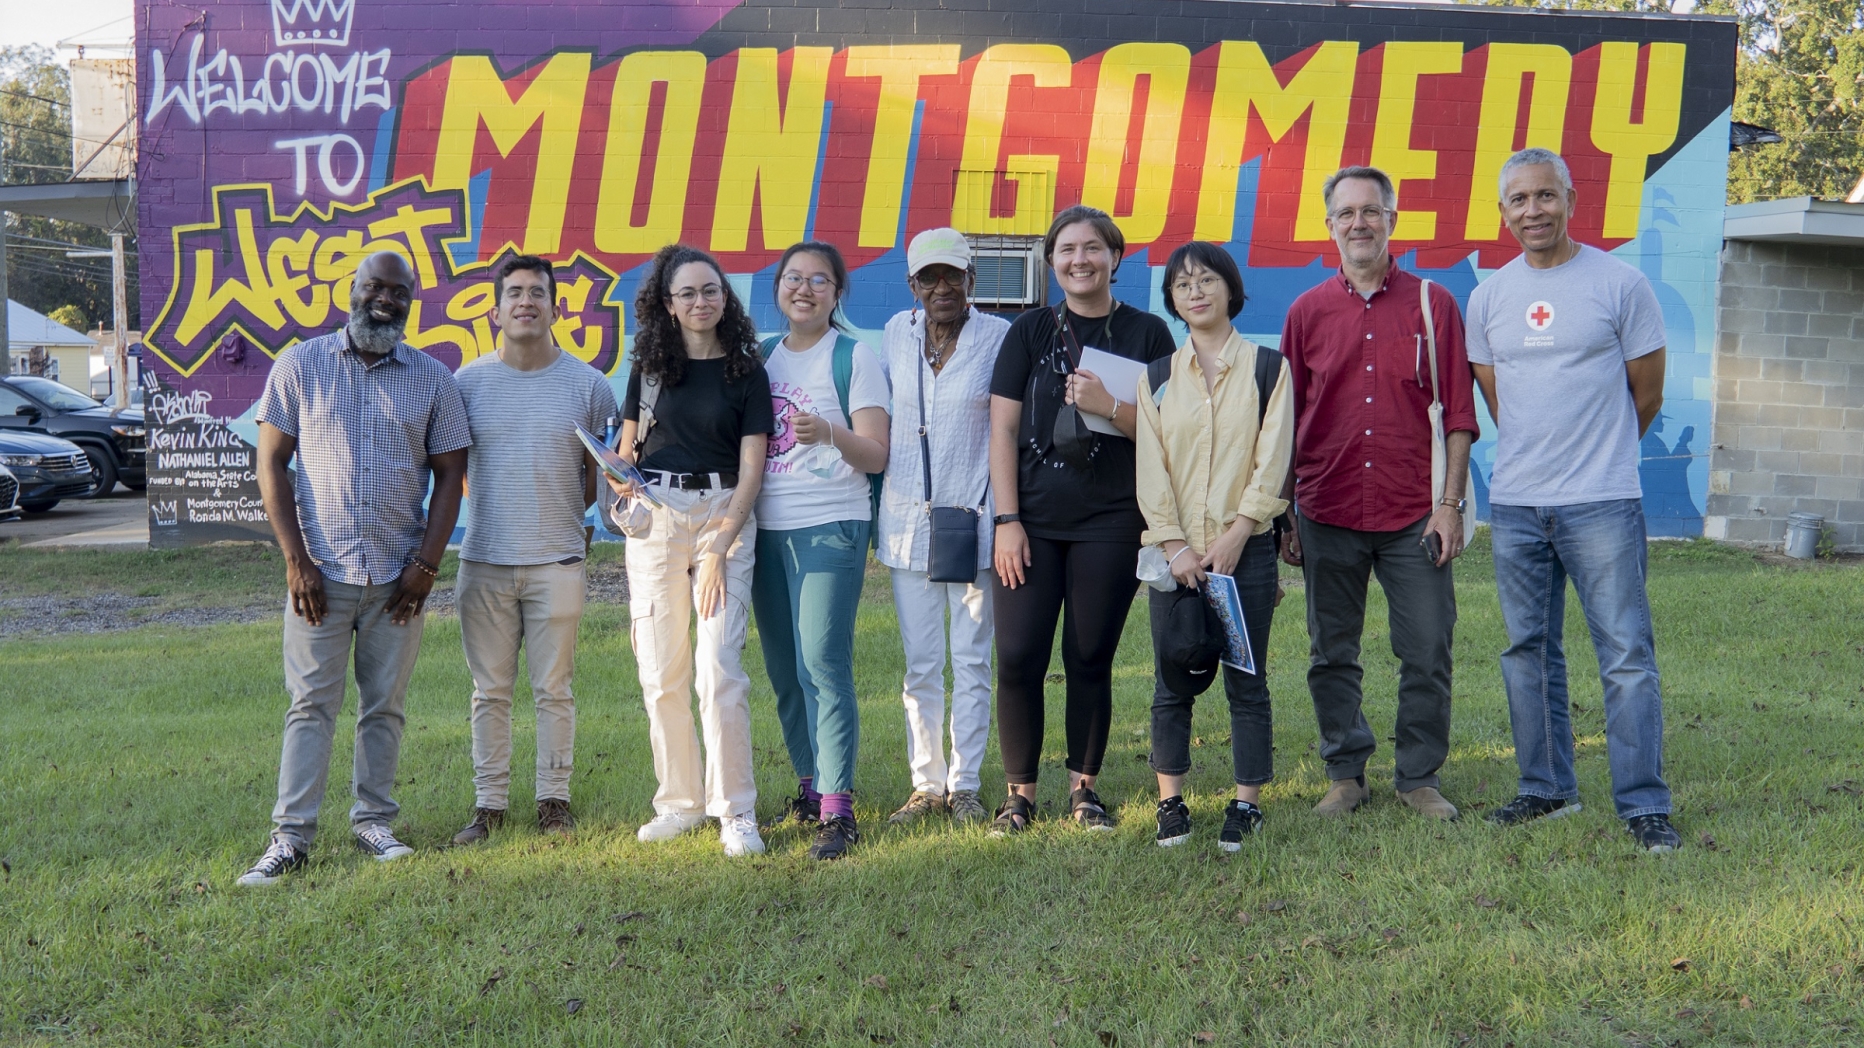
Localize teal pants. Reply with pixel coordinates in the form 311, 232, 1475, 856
751, 519, 869, 795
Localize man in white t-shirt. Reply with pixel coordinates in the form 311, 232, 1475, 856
450, 255, 617, 845
1466, 148, 1680, 853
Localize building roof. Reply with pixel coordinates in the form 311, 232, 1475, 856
7, 300, 98, 350
0, 179, 135, 230
1723, 197, 1864, 246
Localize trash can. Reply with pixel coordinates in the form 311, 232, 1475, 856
1784, 512, 1824, 560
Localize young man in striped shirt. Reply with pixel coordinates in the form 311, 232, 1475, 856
449, 255, 618, 845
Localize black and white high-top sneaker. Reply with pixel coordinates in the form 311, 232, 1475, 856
236, 836, 307, 886
353, 824, 415, 861
1155, 795, 1192, 848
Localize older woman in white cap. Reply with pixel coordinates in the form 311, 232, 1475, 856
879, 228, 1011, 827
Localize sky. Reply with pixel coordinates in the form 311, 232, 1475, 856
1, 0, 134, 55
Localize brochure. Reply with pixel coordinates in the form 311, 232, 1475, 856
1203, 571, 1257, 675
1075, 346, 1148, 436
575, 424, 662, 508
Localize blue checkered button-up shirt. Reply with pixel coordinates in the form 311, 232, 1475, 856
255, 331, 471, 586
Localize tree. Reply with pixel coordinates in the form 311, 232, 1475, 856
1, 44, 139, 327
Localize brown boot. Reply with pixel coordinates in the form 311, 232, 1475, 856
452, 807, 504, 846
537, 798, 575, 835
1398, 786, 1459, 821
1313, 777, 1370, 817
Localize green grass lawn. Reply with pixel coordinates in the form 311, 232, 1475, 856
3, 537, 1862, 1046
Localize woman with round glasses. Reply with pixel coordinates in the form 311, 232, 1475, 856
610, 244, 774, 858
751, 240, 891, 861
1135, 242, 1293, 850
877, 228, 1010, 829
986, 205, 1175, 835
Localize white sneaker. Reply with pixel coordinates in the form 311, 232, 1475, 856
719, 814, 765, 857
636, 812, 706, 843
353, 824, 415, 862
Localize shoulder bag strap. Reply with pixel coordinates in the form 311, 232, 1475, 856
632, 371, 662, 461
1420, 278, 1441, 409
1146, 353, 1174, 407
831, 333, 856, 420
1252, 344, 1283, 427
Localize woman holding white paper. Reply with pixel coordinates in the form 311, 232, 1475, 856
1135, 242, 1294, 851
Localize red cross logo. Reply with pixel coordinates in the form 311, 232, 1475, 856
1526, 301, 1555, 331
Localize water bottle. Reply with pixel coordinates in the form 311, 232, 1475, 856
602, 414, 619, 449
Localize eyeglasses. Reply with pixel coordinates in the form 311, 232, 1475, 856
779, 271, 837, 292
1169, 274, 1223, 299
671, 284, 725, 306
1330, 206, 1392, 225
912, 267, 966, 291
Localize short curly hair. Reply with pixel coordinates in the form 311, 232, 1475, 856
630, 244, 762, 386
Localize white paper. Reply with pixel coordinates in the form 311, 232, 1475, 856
1075, 347, 1148, 436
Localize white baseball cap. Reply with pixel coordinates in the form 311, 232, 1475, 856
906, 227, 971, 276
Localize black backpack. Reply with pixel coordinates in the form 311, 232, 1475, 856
1145, 343, 1283, 427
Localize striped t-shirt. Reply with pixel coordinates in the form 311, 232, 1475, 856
456, 350, 619, 565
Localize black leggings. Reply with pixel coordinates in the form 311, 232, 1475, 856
993, 536, 1141, 784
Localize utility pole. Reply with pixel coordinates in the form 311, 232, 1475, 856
0, 210, 10, 372
111, 232, 128, 408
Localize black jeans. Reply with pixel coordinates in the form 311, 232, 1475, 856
1148, 532, 1279, 786
994, 536, 1141, 784
1298, 512, 1456, 792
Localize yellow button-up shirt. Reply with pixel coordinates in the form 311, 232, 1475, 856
1135, 330, 1295, 554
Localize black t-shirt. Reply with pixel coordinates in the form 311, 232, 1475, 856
988, 303, 1175, 542
622, 357, 776, 476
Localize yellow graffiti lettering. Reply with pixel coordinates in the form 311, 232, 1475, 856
551, 275, 606, 363
711, 48, 832, 253
843, 46, 961, 248
1466, 44, 1572, 241
596, 51, 706, 255
177, 208, 285, 345
366, 204, 455, 288
265, 230, 326, 328
1367, 42, 1464, 241
1590, 42, 1684, 239
432, 52, 591, 256
403, 298, 482, 363
951, 43, 1072, 236
1081, 42, 1190, 245
1193, 41, 1358, 243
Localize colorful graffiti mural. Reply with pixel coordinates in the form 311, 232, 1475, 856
136, 0, 1736, 545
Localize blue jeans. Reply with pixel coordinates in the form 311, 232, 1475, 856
752, 520, 869, 795
1490, 499, 1671, 819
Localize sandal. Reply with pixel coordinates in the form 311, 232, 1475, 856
1070, 786, 1116, 832
990, 793, 1035, 837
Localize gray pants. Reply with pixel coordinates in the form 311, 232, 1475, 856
271, 578, 425, 848
1298, 513, 1455, 792
458, 559, 584, 810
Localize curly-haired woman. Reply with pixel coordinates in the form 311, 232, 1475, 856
609, 244, 775, 857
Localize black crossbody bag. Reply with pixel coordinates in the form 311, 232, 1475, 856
918, 328, 987, 583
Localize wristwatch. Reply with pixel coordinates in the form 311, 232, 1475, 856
993, 513, 1021, 526
1440, 497, 1466, 514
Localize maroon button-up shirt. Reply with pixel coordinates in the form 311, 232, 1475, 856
1279, 262, 1480, 533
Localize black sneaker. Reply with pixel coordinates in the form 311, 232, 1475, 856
236, 835, 306, 886
1627, 813, 1681, 853
808, 815, 859, 860
1155, 795, 1192, 848
537, 798, 574, 835
764, 790, 820, 830
1219, 799, 1263, 852
451, 807, 505, 846
353, 824, 415, 861
990, 793, 1035, 837
1071, 786, 1116, 832
1485, 794, 1580, 827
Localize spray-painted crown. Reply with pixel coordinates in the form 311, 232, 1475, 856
271, 0, 355, 48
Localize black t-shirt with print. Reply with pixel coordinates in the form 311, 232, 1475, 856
622, 357, 776, 476
988, 303, 1176, 542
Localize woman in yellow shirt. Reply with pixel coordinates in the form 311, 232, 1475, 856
1134, 243, 1295, 850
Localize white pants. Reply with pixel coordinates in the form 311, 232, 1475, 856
458, 559, 584, 810
624, 488, 758, 819
890, 567, 994, 795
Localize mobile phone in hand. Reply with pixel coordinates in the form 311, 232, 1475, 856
1420, 531, 1443, 564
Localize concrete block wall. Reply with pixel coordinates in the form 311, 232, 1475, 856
1705, 239, 1864, 550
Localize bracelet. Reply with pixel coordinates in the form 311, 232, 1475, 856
407, 555, 439, 578
1167, 546, 1195, 569
1104, 399, 1122, 422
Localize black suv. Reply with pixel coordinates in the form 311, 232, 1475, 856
0, 375, 146, 495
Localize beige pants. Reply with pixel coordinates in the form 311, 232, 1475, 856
624, 487, 758, 818
458, 559, 586, 810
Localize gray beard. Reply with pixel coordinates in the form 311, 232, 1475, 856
346, 304, 406, 355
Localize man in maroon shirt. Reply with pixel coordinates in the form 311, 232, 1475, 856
1277, 166, 1479, 821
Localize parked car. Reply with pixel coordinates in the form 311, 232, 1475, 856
0, 462, 21, 520
0, 374, 147, 496
0, 429, 98, 513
